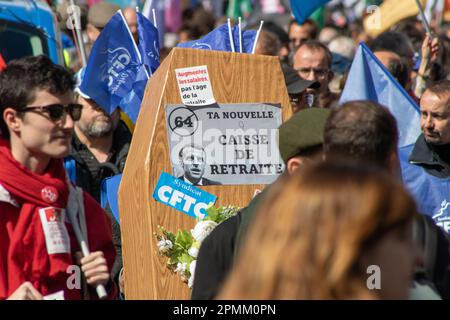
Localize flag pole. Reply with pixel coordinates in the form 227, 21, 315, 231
152, 9, 158, 28
66, 185, 107, 299
227, 19, 236, 52
415, 0, 433, 36
118, 10, 151, 79
142, 0, 153, 19
69, 0, 87, 67
238, 17, 242, 53
251, 20, 264, 54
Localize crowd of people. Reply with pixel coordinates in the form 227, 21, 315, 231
0, 0, 450, 300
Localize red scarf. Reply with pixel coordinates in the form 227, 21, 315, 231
0, 139, 116, 299
0, 139, 69, 208
0, 139, 80, 299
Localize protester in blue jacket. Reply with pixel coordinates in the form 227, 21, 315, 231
400, 80, 450, 233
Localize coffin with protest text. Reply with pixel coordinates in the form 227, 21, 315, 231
119, 48, 291, 299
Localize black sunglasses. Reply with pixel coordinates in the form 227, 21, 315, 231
20, 103, 82, 122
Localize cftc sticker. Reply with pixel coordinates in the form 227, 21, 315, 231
153, 172, 217, 219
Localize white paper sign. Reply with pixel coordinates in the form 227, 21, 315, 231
165, 103, 284, 185
175, 65, 216, 106
39, 207, 71, 255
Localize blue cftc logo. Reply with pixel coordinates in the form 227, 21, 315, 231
153, 172, 217, 219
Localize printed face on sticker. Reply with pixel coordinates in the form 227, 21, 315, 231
179, 145, 206, 182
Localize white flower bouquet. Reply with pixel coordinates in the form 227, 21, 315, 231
154, 205, 240, 288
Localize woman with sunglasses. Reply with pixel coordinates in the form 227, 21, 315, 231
0, 55, 117, 300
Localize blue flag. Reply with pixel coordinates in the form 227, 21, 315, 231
142, 0, 165, 47
177, 23, 257, 53
119, 66, 148, 123
231, 26, 257, 53
137, 12, 160, 74
79, 11, 149, 124
101, 174, 122, 224
340, 43, 421, 148
290, 0, 330, 25
177, 24, 233, 51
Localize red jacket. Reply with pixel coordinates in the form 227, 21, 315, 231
0, 140, 116, 300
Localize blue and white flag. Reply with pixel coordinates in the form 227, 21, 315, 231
142, 0, 165, 46
177, 23, 257, 53
340, 43, 421, 148
137, 11, 160, 74
231, 25, 257, 53
119, 66, 149, 123
101, 174, 122, 224
177, 24, 233, 51
79, 11, 150, 124
290, 0, 331, 24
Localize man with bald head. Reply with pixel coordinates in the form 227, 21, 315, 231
400, 80, 450, 233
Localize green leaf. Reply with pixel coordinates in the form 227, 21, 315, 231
179, 253, 194, 265
175, 230, 194, 250
205, 205, 219, 221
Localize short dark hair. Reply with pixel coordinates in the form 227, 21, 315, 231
426, 80, 450, 105
0, 55, 74, 138
386, 58, 409, 88
263, 21, 289, 45
296, 40, 333, 69
255, 30, 281, 56
289, 19, 318, 39
324, 100, 398, 167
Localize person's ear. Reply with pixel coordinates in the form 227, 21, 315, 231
3, 108, 21, 135
286, 156, 303, 174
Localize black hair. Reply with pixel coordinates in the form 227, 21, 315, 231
370, 31, 414, 58
0, 55, 74, 138
263, 21, 289, 45
288, 18, 318, 39
386, 58, 409, 88
324, 100, 398, 167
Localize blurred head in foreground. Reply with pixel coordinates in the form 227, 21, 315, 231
219, 161, 419, 300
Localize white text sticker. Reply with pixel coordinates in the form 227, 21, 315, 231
39, 207, 71, 255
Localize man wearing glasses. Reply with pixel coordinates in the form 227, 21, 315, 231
293, 40, 340, 109
0, 55, 116, 300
